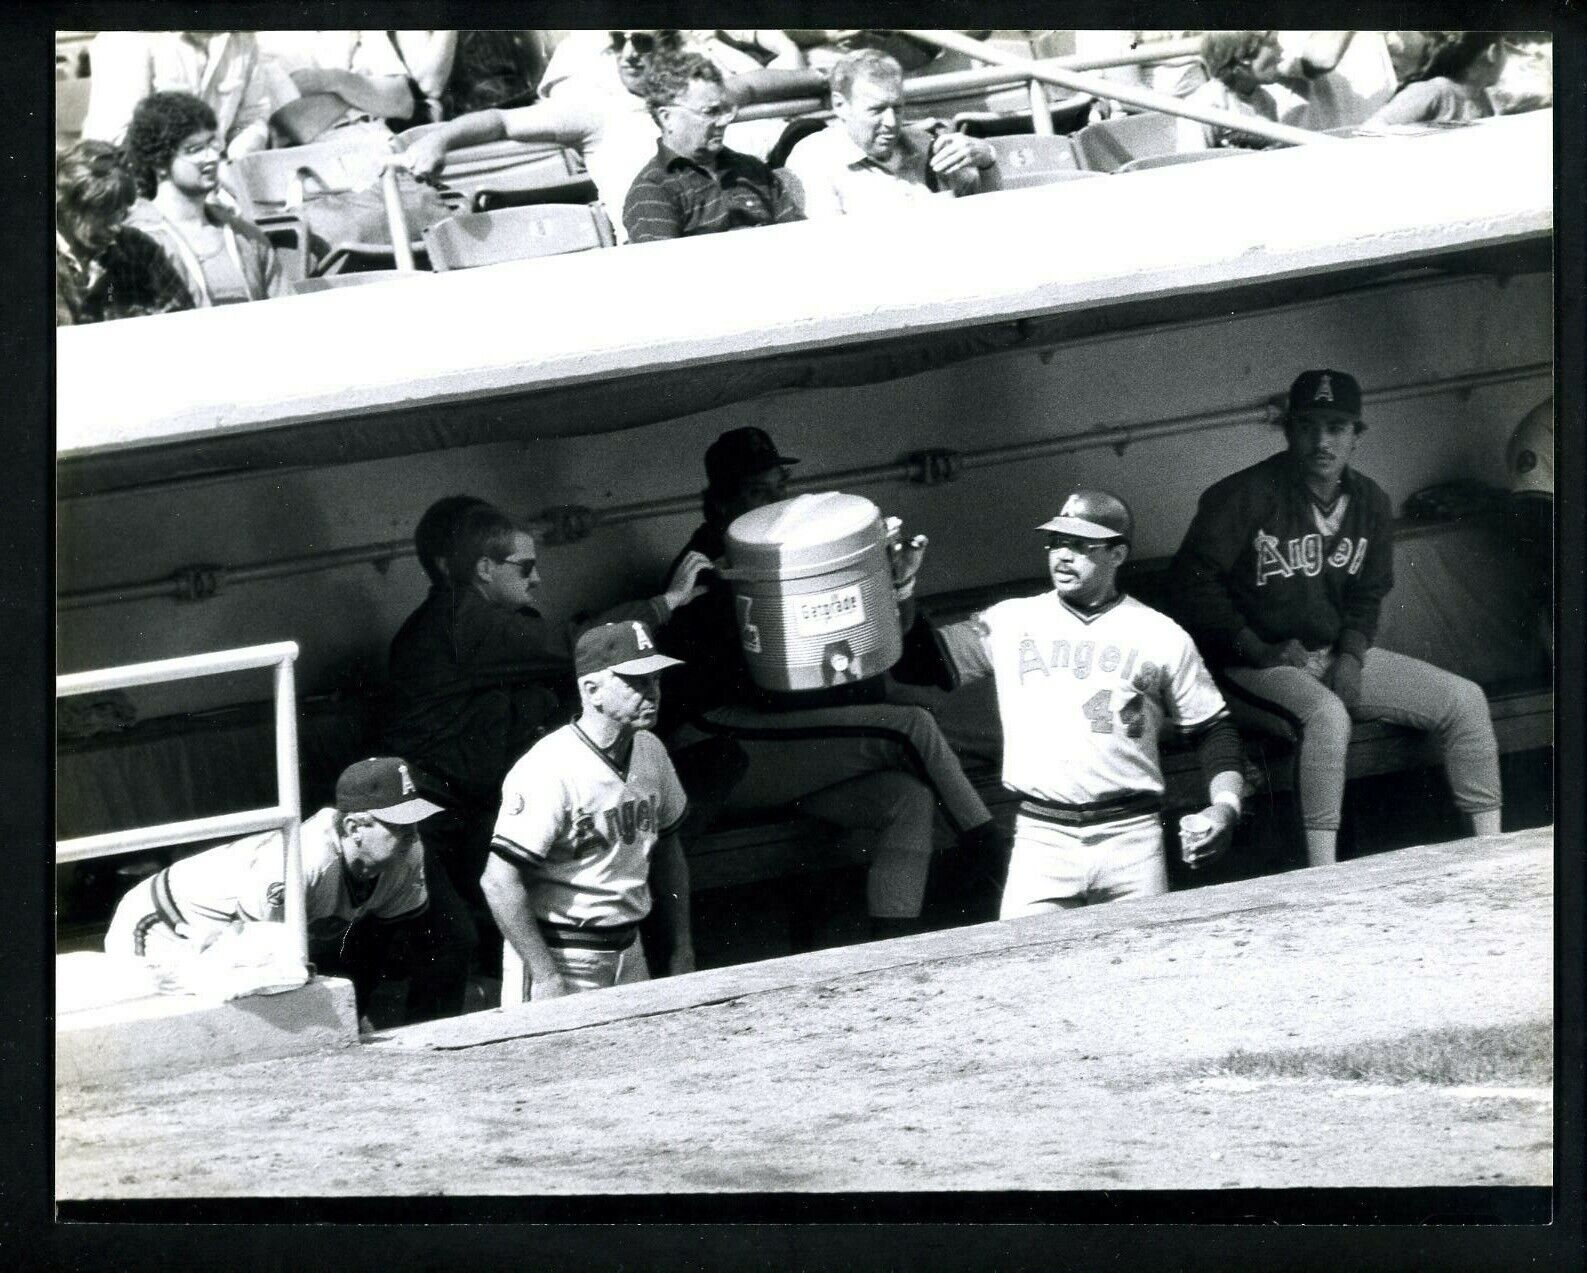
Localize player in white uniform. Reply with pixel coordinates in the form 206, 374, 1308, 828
484, 620, 694, 999
931, 491, 1248, 916
103, 757, 474, 1023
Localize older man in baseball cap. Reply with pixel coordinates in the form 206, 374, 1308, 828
900, 489, 1245, 915
1170, 368, 1503, 868
483, 620, 696, 1000
105, 756, 479, 1028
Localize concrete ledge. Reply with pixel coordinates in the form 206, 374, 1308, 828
386, 826, 1551, 1053
57, 954, 359, 1087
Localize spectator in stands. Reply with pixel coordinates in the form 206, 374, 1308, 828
1075, 30, 1207, 113
391, 29, 683, 243
255, 30, 437, 142
122, 92, 286, 307
56, 140, 193, 326
81, 30, 275, 158
1368, 32, 1507, 126
381, 501, 711, 928
1169, 369, 1503, 868
652, 427, 1006, 939
623, 54, 803, 243
1271, 31, 1400, 131
482, 621, 694, 999
442, 30, 545, 119
105, 757, 475, 1029
782, 50, 997, 218
692, 30, 808, 70
1178, 30, 1285, 151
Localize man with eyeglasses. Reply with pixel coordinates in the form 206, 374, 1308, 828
912, 490, 1245, 917
381, 501, 711, 982
623, 53, 804, 242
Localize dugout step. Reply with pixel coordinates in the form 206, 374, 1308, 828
56, 952, 359, 1087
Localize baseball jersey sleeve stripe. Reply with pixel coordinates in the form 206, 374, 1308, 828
489, 834, 546, 868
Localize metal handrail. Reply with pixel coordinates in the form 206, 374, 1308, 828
905, 29, 1339, 149
57, 641, 307, 963
56, 360, 1551, 611
733, 38, 1204, 123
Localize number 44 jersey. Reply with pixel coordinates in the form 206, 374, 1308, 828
938, 592, 1228, 805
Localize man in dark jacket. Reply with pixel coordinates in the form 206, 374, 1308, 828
381, 501, 711, 968
1169, 368, 1502, 867
654, 428, 1004, 937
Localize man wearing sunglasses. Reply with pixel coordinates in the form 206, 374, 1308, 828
624, 53, 804, 242
381, 502, 712, 979
393, 29, 682, 243
913, 490, 1245, 917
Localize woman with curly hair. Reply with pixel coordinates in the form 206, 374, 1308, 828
1176, 30, 1285, 152
1369, 32, 1506, 126
122, 91, 285, 306
56, 139, 193, 325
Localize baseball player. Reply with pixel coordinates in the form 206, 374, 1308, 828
1170, 368, 1503, 868
482, 620, 693, 999
920, 490, 1247, 916
104, 757, 476, 1025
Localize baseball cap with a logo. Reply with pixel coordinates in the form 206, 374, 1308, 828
334, 757, 444, 825
704, 427, 800, 492
1037, 489, 1134, 543
576, 621, 685, 677
1288, 369, 1363, 419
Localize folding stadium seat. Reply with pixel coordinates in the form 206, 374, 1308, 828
951, 94, 1096, 138
422, 202, 617, 271
982, 134, 1101, 191
1071, 111, 1180, 173
392, 128, 599, 212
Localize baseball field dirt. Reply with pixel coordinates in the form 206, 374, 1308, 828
56, 827, 1552, 1197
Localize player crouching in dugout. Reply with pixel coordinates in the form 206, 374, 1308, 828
895, 490, 1247, 914
106, 757, 475, 1028
483, 621, 694, 1000
1169, 369, 1503, 867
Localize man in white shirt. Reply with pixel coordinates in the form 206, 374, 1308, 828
82, 31, 274, 158
783, 50, 996, 219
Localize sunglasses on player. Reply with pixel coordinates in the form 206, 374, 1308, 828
1045, 534, 1119, 556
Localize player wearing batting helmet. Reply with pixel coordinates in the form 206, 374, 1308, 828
1169, 369, 1503, 867
905, 489, 1247, 914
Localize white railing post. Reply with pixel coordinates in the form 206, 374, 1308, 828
273, 652, 307, 966
57, 640, 308, 972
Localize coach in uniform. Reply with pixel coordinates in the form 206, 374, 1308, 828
483, 621, 692, 998
911, 491, 1245, 915
105, 757, 474, 1026
1170, 369, 1503, 868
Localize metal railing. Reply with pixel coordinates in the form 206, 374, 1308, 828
733, 37, 1204, 127
904, 30, 1338, 150
56, 641, 308, 963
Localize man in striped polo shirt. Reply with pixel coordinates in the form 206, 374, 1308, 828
623, 52, 803, 243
